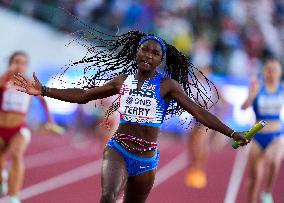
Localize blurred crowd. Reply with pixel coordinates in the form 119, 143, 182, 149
1, 0, 284, 77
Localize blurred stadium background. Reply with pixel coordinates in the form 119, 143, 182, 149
0, 0, 284, 203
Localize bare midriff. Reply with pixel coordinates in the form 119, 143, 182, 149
115, 123, 160, 158
0, 112, 26, 128
257, 119, 282, 132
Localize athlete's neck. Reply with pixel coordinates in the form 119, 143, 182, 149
265, 80, 280, 92
136, 70, 157, 81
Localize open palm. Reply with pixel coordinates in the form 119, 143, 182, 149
14, 72, 42, 96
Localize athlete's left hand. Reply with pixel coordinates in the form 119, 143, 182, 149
232, 132, 251, 146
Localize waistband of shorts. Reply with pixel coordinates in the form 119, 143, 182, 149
255, 131, 283, 136
0, 123, 27, 131
107, 138, 158, 161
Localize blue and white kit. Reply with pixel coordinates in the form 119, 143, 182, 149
106, 73, 169, 176
107, 138, 160, 176
118, 73, 169, 127
252, 84, 284, 149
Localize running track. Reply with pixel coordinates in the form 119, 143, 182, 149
0, 132, 283, 203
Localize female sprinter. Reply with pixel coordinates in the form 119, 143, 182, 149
0, 51, 56, 203
185, 65, 230, 189
242, 58, 284, 203
13, 31, 249, 203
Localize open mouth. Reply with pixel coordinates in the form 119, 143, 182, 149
141, 60, 151, 67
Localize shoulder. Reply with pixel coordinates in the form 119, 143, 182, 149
0, 73, 9, 87
109, 74, 128, 88
160, 78, 182, 93
108, 74, 127, 83
281, 82, 284, 90
113, 74, 128, 82
0, 75, 4, 83
161, 77, 179, 86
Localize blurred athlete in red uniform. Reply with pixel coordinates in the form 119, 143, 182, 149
0, 51, 55, 203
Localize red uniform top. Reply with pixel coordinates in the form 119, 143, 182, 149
0, 76, 31, 115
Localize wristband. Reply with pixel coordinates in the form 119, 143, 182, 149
41, 85, 49, 96
230, 131, 235, 139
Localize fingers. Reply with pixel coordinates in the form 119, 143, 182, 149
13, 78, 23, 87
233, 132, 251, 147
14, 79, 28, 93
239, 138, 251, 147
14, 73, 26, 81
15, 86, 28, 93
14, 77, 28, 90
13, 74, 28, 87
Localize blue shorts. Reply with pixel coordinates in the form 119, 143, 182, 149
106, 138, 159, 177
253, 131, 283, 150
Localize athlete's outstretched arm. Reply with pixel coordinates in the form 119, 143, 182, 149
165, 79, 248, 144
37, 96, 54, 123
14, 72, 124, 104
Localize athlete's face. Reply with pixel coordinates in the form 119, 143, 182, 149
9, 54, 28, 74
263, 60, 282, 83
136, 40, 163, 72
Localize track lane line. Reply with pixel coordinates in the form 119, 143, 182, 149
117, 151, 187, 203
0, 138, 172, 202
0, 159, 101, 202
5, 139, 94, 170
224, 147, 249, 203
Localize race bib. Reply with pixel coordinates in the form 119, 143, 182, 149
2, 88, 31, 113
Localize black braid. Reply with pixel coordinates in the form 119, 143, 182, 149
164, 44, 219, 117
56, 12, 219, 124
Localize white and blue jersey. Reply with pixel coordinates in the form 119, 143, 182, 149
253, 84, 284, 120
252, 83, 284, 149
118, 73, 169, 128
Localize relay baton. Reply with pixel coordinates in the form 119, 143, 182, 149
232, 120, 266, 149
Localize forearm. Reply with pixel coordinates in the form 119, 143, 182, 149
241, 102, 249, 110
195, 108, 234, 138
43, 87, 88, 104
241, 98, 253, 110
38, 96, 54, 122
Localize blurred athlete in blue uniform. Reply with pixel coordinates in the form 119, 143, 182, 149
242, 58, 284, 203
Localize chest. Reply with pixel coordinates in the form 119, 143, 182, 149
257, 93, 284, 108
0, 82, 31, 113
118, 75, 168, 122
120, 77, 161, 105
255, 90, 284, 115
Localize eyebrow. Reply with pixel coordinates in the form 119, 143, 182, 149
153, 49, 162, 54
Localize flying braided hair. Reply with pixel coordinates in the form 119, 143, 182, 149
57, 14, 219, 125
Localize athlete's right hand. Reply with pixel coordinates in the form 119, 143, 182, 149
13, 72, 42, 96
